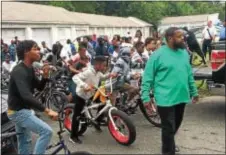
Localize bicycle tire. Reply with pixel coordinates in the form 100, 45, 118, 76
63, 104, 88, 136
115, 93, 139, 114
138, 99, 161, 128
70, 151, 92, 155
46, 91, 68, 112
108, 109, 136, 146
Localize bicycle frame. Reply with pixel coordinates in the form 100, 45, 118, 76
46, 139, 70, 155
81, 78, 118, 130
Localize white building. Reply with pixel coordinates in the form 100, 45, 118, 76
158, 13, 219, 33
1, 2, 153, 48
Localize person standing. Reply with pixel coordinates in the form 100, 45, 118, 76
219, 19, 226, 41
1, 39, 8, 63
143, 37, 156, 59
14, 36, 20, 46
60, 39, 73, 62
202, 20, 216, 61
141, 27, 199, 155
183, 27, 207, 65
9, 40, 16, 61
2, 53, 13, 74
7, 40, 58, 155
95, 37, 109, 56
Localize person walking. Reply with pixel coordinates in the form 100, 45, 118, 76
141, 27, 199, 155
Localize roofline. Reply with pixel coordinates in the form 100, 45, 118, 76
2, 20, 88, 25
75, 24, 141, 27
128, 17, 152, 26
160, 21, 206, 25
163, 13, 219, 19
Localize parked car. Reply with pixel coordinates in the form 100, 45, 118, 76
194, 41, 225, 96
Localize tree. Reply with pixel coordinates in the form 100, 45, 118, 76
27, 1, 225, 27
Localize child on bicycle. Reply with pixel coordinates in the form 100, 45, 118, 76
111, 47, 140, 109
70, 56, 116, 144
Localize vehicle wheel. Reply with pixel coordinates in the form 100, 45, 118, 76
107, 109, 136, 146
139, 99, 161, 128
63, 104, 88, 136
46, 92, 68, 112
116, 93, 139, 113
70, 151, 92, 155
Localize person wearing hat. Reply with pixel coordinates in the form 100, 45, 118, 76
70, 56, 117, 144
219, 19, 226, 41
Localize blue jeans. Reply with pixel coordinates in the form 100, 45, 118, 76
8, 109, 53, 155
68, 79, 76, 97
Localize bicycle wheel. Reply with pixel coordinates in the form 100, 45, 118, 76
192, 52, 203, 67
46, 91, 68, 112
115, 93, 139, 114
70, 151, 92, 155
108, 109, 136, 146
139, 98, 161, 128
63, 104, 88, 136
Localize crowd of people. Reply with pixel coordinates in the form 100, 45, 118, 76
2, 20, 225, 155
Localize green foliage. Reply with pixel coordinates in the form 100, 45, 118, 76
27, 1, 225, 28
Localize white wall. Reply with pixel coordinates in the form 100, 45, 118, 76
2, 23, 151, 46
2, 28, 26, 45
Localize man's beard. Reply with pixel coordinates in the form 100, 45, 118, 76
174, 42, 186, 49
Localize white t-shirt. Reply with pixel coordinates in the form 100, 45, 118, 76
121, 42, 133, 48
112, 51, 119, 58
60, 44, 72, 62
143, 48, 154, 58
202, 26, 217, 40
1, 92, 8, 113
2, 61, 13, 73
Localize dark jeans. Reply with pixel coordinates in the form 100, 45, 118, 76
158, 103, 186, 155
71, 94, 104, 138
71, 94, 86, 138
202, 39, 212, 60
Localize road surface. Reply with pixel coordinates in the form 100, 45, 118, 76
39, 96, 225, 154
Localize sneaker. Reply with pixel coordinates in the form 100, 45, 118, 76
94, 125, 103, 133
97, 119, 107, 126
69, 137, 82, 144
175, 145, 180, 152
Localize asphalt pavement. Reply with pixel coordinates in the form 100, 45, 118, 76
38, 96, 225, 154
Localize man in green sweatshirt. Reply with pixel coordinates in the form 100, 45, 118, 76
141, 27, 199, 155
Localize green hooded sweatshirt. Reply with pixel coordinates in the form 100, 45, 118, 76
141, 45, 198, 107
